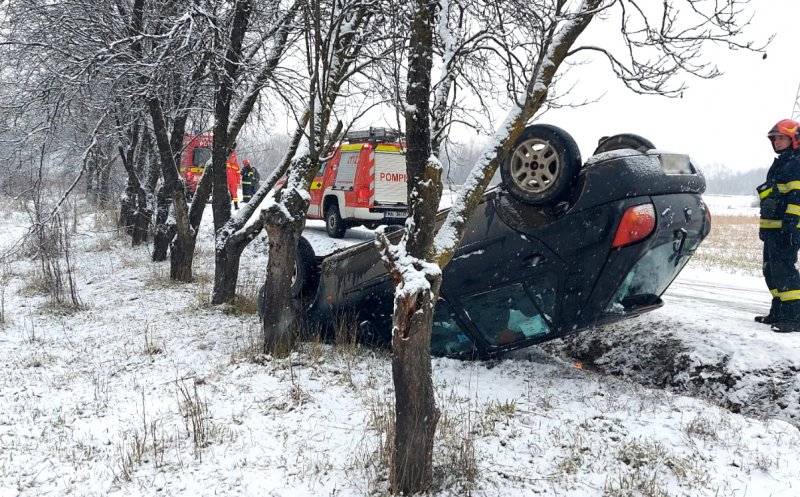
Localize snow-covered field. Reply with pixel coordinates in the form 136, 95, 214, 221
1, 194, 799, 497
701, 193, 758, 217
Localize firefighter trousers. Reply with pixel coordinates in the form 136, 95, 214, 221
762, 231, 800, 320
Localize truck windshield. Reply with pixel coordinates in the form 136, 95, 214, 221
192, 147, 212, 167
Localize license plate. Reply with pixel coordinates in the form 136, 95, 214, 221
384, 210, 407, 218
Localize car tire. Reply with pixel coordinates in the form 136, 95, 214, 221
325, 204, 347, 238
258, 236, 319, 321
593, 133, 655, 155
500, 124, 582, 205
292, 236, 319, 299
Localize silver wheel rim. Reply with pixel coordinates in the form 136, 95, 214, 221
509, 138, 560, 194
327, 212, 336, 231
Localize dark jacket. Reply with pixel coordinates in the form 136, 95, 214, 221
241, 165, 258, 198
758, 149, 800, 237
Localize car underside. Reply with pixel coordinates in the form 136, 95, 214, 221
268, 125, 711, 359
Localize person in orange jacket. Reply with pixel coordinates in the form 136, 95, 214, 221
226, 156, 241, 209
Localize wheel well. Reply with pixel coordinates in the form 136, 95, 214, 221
323, 195, 339, 213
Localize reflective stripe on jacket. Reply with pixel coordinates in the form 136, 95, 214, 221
759, 150, 800, 233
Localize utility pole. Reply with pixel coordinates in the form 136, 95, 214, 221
792, 82, 800, 121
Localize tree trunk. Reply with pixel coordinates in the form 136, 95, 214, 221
212, 219, 262, 304
260, 193, 306, 358
391, 282, 441, 495
213, 242, 241, 304
152, 187, 173, 262
98, 160, 112, 208
390, 1, 440, 494
119, 191, 135, 235
147, 97, 194, 275
131, 192, 152, 246
210, 114, 308, 306
169, 228, 196, 281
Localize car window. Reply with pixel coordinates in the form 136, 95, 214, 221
192, 146, 212, 167
431, 300, 476, 357
605, 242, 692, 313
461, 279, 554, 347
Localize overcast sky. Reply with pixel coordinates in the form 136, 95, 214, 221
544, 1, 800, 174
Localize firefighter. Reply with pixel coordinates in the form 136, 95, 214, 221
241, 159, 257, 203
756, 119, 800, 332
226, 158, 241, 209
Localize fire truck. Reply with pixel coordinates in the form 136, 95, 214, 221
179, 132, 240, 199
308, 128, 408, 238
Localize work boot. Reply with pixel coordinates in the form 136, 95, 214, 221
772, 320, 800, 333
756, 298, 782, 325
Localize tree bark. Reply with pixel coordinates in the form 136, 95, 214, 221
213, 241, 243, 304
116, 118, 153, 245
260, 191, 306, 357
212, 219, 262, 304
147, 97, 194, 279
390, 1, 441, 494
152, 187, 174, 262
391, 281, 441, 495
169, 188, 197, 281
210, 0, 252, 233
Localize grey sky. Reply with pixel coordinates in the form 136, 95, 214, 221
545, 1, 800, 174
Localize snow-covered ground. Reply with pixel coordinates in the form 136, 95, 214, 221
701, 193, 758, 217
1, 194, 799, 497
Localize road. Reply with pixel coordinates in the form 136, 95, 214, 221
663, 267, 769, 317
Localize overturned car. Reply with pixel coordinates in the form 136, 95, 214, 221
269, 124, 711, 359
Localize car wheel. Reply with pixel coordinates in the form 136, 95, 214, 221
325, 204, 347, 238
593, 133, 655, 155
500, 124, 582, 205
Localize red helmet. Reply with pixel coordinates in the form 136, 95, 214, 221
243, 159, 251, 166
767, 119, 800, 150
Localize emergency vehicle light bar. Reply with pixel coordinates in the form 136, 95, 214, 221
345, 127, 403, 143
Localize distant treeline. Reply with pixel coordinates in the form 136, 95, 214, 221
697, 164, 764, 196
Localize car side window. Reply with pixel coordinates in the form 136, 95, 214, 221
461, 278, 555, 347
605, 242, 688, 314
431, 300, 476, 357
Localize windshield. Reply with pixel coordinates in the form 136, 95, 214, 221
192, 146, 212, 167
431, 300, 476, 357
461, 277, 556, 347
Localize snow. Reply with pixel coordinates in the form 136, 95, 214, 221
2, 194, 799, 497
703, 193, 759, 217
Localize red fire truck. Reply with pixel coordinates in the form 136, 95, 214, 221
179, 132, 241, 200
307, 128, 408, 238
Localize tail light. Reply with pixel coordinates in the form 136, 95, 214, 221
357, 186, 371, 203
612, 203, 656, 248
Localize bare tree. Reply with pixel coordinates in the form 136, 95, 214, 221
259, 0, 382, 356
379, 0, 764, 493
209, 0, 254, 233
211, 0, 302, 304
